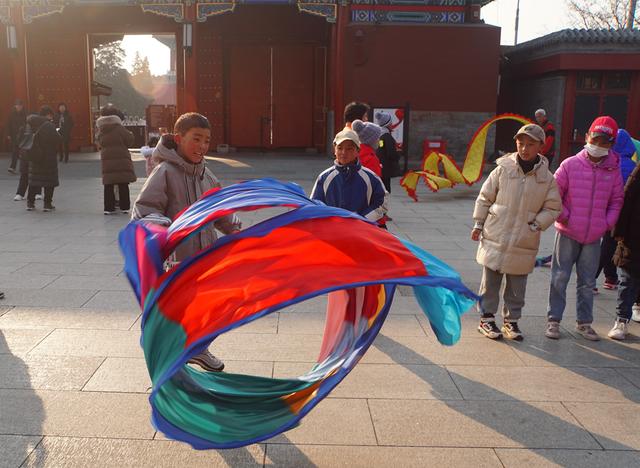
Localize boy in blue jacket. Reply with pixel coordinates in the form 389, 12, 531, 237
311, 128, 387, 223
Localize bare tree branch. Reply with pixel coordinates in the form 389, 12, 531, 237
567, 0, 638, 29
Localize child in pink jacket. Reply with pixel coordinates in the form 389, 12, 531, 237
546, 116, 624, 341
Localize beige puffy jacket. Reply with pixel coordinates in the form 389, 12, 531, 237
473, 153, 561, 275
132, 136, 240, 262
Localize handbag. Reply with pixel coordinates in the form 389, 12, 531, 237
612, 240, 630, 269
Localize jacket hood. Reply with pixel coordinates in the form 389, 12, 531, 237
577, 147, 619, 169
153, 134, 207, 177
613, 129, 636, 160
96, 115, 122, 129
26, 114, 49, 130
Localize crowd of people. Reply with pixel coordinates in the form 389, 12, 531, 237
2, 99, 638, 351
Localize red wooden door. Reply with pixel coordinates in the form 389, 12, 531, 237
228, 45, 270, 148
272, 45, 314, 148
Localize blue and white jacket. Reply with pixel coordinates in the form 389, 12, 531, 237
311, 159, 388, 221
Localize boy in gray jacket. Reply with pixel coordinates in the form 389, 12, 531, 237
132, 112, 240, 371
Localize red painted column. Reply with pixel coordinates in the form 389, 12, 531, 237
181, 3, 198, 113
333, 3, 348, 132
10, 6, 29, 105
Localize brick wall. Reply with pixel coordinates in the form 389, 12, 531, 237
408, 110, 495, 164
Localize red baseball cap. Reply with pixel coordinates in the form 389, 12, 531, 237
588, 116, 618, 141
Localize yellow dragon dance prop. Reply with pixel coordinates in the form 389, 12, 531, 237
400, 114, 533, 201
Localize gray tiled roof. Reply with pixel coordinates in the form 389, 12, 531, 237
509, 28, 640, 55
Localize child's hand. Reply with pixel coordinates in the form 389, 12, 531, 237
471, 229, 482, 241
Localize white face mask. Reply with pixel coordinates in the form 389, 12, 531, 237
584, 143, 609, 159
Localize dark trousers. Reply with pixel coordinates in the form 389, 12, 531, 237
9, 140, 19, 170
596, 232, 618, 282
58, 140, 70, 162
27, 186, 54, 205
616, 268, 640, 321
104, 183, 130, 212
382, 176, 391, 193
16, 159, 30, 196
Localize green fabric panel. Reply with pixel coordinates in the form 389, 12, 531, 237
154, 370, 316, 444
142, 297, 187, 384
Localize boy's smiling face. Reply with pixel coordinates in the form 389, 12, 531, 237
175, 127, 211, 163
334, 140, 359, 165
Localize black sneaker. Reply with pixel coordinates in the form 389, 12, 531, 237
478, 319, 503, 339
43, 204, 55, 212
502, 322, 524, 341
187, 350, 225, 372
26, 204, 35, 211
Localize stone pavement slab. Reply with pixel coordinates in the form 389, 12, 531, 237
265, 445, 502, 468
0, 307, 139, 330
0, 389, 154, 439
0, 354, 104, 390
495, 448, 640, 467
22, 438, 266, 468
0, 329, 53, 354
29, 329, 143, 358
0, 288, 97, 308
0, 435, 42, 468
368, 399, 601, 449
563, 402, 640, 450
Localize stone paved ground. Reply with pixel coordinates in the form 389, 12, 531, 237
0, 152, 639, 467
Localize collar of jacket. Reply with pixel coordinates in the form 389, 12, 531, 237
153, 138, 206, 178
334, 159, 362, 173
498, 152, 551, 183
576, 148, 620, 170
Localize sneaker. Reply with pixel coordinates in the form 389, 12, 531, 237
7, 167, 16, 174
187, 350, 225, 372
575, 324, 600, 341
502, 322, 524, 341
0, 291, 4, 299
104, 210, 116, 215
43, 205, 55, 212
13, 194, 23, 201
632, 303, 640, 323
478, 318, 503, 340
26, 204, 35, 211
608, 319, 629, 341
593, 287, 599, 295
545, 321, 561, 339
603, 279, 618, 290
120, 209, 129, 214
35, 194, 43, 200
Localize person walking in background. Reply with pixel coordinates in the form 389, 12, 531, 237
55, 103, 74, 163
96, 106, 136, 215
343, 102, 370, 129
608, 163, 640, 340
374, 110, 400, 193
140, 136, 159, 177
594, 128, 638, 293
25, 106, 61, 212
6, 99, 26, 174
545, 116, 624, 341
472, 124, 560, 341
534, 109, 556, 169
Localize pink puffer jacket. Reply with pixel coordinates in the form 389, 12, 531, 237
554, 148, 624, 244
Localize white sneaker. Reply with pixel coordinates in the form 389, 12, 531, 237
632, 303, 640, 323
13, 194, 23, 201
608, 320, 629, 341
35, 194, 43, 200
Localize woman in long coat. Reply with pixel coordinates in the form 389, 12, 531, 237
25, 107, 61, 211
96, 106, 136, 214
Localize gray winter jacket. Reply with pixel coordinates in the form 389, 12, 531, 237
131, 135, 240, 261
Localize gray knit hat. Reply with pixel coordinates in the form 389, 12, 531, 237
352, 120, 383, 147
374, 110, 392, 128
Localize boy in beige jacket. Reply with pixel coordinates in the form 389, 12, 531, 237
472, 124, 561, 340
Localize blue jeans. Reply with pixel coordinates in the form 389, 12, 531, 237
547, 232, 601, 324
616, 268, 640, 321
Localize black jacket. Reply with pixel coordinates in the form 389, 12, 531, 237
55, 111, 74, 141
613, 164, 640, 276
376, 131, 400, 179
6, 107, 27, 140
26, 115, 62, 187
